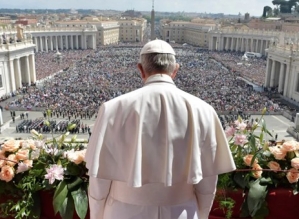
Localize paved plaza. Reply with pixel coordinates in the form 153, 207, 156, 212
0, 106, 296, 143
0, 109, 95, 142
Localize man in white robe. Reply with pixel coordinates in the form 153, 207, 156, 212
85, 39, 236, 219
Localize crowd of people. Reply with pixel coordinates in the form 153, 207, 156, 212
16, 117, 91, 135
6, 45, 287, 121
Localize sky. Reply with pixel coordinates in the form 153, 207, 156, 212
0, 0, 276, 16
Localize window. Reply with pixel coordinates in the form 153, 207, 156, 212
0, 75, 3, 88
297, 73, 299, 92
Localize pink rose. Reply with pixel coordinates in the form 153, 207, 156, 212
267, 161, 281, 172
291, 158, 299, 169
225, 126, 236, 137
269, 146, 287, 160
2, 139, 20, 152
252, 163, 263, 179
0, 165, 15, 182
286, 168, 299, 184
6, 154, 18, 167
282, 140, 298, 152
234, 134, 248, 146
16, 149, 29, 160
243, 154, 258, 166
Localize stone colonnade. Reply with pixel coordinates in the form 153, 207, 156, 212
32, 34, 96, 52
264, 46, 299, 102
209, 34, 272, 55
8, 54, 36, 90
0, 36, 36, 96
264, 58, 290, 96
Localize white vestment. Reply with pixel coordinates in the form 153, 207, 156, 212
85, 74, 236, 219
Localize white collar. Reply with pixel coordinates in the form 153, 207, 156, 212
144, 74, 175, 86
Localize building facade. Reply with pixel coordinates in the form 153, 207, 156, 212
265, 43, 299, 102
208, 28, 299, 55
0, 33, 36, 96
159, 19, 216, 48
118, 19, 147, 43
55, 19, 147, 46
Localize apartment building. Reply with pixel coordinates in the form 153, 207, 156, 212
159, 19, 216, 48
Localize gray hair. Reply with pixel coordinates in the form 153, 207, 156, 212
139, 53, 176, 75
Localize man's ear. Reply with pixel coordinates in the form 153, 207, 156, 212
171, 63, 180, 79
137, 63, 146, 80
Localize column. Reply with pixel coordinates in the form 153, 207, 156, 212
81, 34, 85, 49
25, 56, 31, 85
39, 37, 43, 52
8, 60, 15, 91
92, 34, 96, 49
50, 36, 53, 51
283, 64, 290, 96
224, 37, 228, 50
60, 36, 63, 50
66, 35, 69, 49
13, 58, 22, 89
278, 63, 285, 93
220, 36, 224, 50
29, 54, 36, 83
250, 38, 254, 52
260, 40, 264, 54
55, 36, 58, 51
70, 35, 74, 49
264, 58, 272, 87
246, 38, 249, 51
76, 35, 79, 49
33, 37, 38, 52
241, 38, 244, 52
45, 37, 48, 52
230, 38, 234, 51
270, 60, 276, 87
236, 38, 240, 52
255, 39, 259, 53
209, 36, 213, 50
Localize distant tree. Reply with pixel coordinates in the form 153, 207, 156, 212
272, 0, 299, 13
262, 6, 273, 17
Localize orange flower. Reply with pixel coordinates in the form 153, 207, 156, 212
252, 163, 263, 179
0, 165, 15, 182
286, 168, 299, 184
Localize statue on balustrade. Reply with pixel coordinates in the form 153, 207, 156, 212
2, 33, 7, 44
16, 24, 24, 42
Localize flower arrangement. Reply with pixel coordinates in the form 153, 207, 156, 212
0, 114, 88, 219
217, 109, 299, 219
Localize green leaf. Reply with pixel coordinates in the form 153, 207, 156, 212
66, 163, 82, 176
247, 179, 268, 217
252, 201, 269, 219
259, 177, 273, 186
53, 181, 68, 214
259, 132, 264, 144
71, 187, 88, 219
233, 172, 248, 189
59, 195, 75, 219
67, 177, 83, 191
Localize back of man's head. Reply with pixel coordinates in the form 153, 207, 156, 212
139, 40, 177, 75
